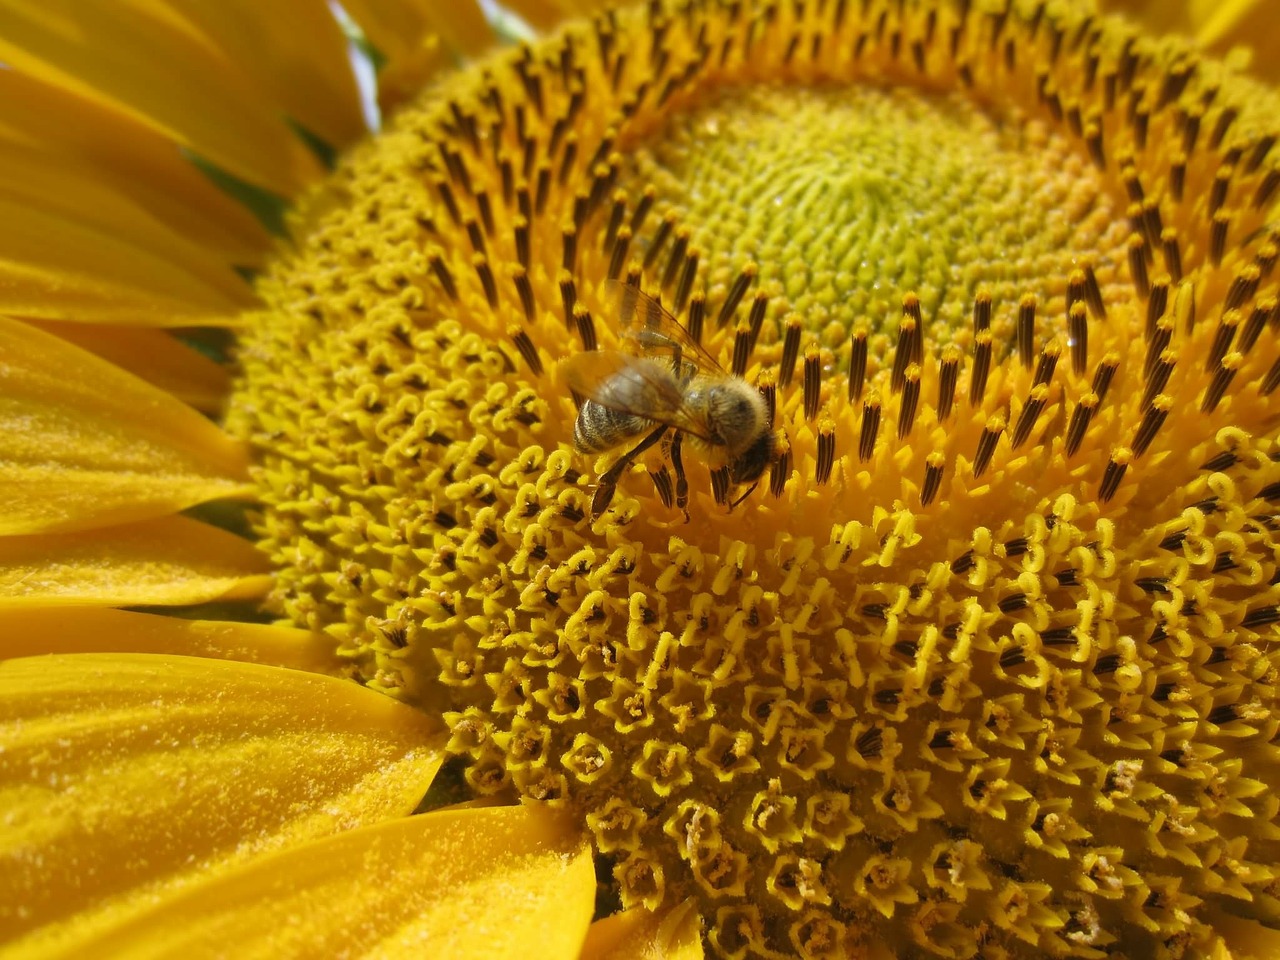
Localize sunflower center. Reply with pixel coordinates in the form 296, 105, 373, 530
230, 1, 1280, 957
621, 83, 1127, 341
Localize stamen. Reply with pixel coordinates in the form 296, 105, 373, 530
1145, 276, 1169, 338
515, 218, 531, 270
969, 330, 993, 406
1223, 265, 1261, 313
562, 226, 578, 273
476, 191, 495, 237
1065, 393, 1098, 457
1142, 349, 1176, 410
897, 364, 921, 439
718, 263, 759, 328
903, 293, 925, 366
1201, 353, 1242, 413
428, 252, 458, 301
731, 320, 752, 377
1068, 302, 1088, 376
1206, 309, 1240, 372
1239, 299, 1273, 354
559, 273, 577, 329
661, 228, 691, 293
643, 213, 676, 270
514, 269, 536, 322
674, 247, 699, 314
687, 294, 706, 345
769, 443, 790, 497
1127, 233, 1150, 298
973, 416, 1005, 478
1016, 294, 1037, 369
758, 370, 776, 425
510, 325, 543, 375
937, 345, 960, 420
921, 452, 945, 507
1161, 229, 1182, 282
779, 315, 802, 388
1011, 383, 1048, 448
1132, 395, 1171, 457
815, 420, 836, 485
747, 293, 768, 353
848, 326, 869, 403
474, 255, 498, 308
1093, 353, 1119, 405
1033, 338, 1061, 388
891, 307, 918, 393
1145, 316, 1173, 376
1099, 448, 1131, 502
803, 345, 822, 421
631, 185, 657, 233
1209, 212, 1228, 266
973, 289, 992, 333
603, 193, 627, 251
574, 304, 598, 351
859, 393, 881, 462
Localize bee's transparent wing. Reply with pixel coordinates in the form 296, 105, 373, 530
602, 279, 724, 373
559, 350, 715, 442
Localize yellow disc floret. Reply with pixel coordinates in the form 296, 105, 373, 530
230, 1, 1280, 956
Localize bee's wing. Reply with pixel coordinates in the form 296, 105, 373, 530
602, 279, 725, 373
559, 350, 716, 442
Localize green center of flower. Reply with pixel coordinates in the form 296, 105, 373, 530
230, 1, 1280, 956
622, 84, 1129, 342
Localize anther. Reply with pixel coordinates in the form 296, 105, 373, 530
1011, 383, 1048, 449
1210, 213, 1229, 267
848, 326, 869, 403
816, 421, 837, 485
903, 293, 925, 366
1034, 338, 1061, 387
747, 293, 768, 353
1142, 349, 1176, 410
1081, 264, 1105, 319
1121, 165, 1144, 204
1240, 299, 1273, 354
891, 311, 918, 393
1099, 449, 1131, 503
428, 252, 458, 301
661, 228, 690, 293
1175, 280, 1197, 335
631, 186, 656, 233
534, 166, 552, 215
1202, 353, 1242, 413
1161, 229, 1182, 282
1064, 393, 1098, 457
674, 248, 699, 315
603, 193, 627, 252
1261, 356, 1280, 396
780, 315, 803, 388
514, 270, 536, 322
1127, 234, 1150, 298
731, 320, 752, 378
1085, 123, 1105, 169
1142, 197, 1163, 243
970, 330, 993, 406
515, 218, 530, 270
1093, 352, 1119, 405
1132, 395, 1171, 457
1211, 105, 1238, 149
718, 263, 758, 328
1255, 168, 1280, 209
1170, 155, 1187, 202
898, 364, 921, 439
1209, 167, 1232, 216
973, 289, 992, 333
1016, 294, 1037, 369
1223, 265, 1261, 313
559, 273, 577, 329
562, 226, 578, 273
465, 218, 486, 257
474, 256, 498, 308
937, 344, 960, 420
687, 294, 706, 345
859, 393, 882, 462
770, 443, 790, 497
1146, 276, 1170, 338
476, 191, 495, 237
1067, 270, 1086, 317
643, 213, 676, 270
607, 228, 632, 281
574, 304, 598, 351
921, 452, 945, 507
973, 416, 1005, 479
758, 370, 776, 426
1206, 309, 1240, 372
509, 325, 543, 376
803, 345, 823, 421
1248, 135, 1276, 173
434, 177, 460, 225
1068, 302, 1088, 376
517, 184, 532, 222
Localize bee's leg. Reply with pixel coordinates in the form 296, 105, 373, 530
669, 430, 690, 522
592, 425, 669, 518
729, 481, 760, 511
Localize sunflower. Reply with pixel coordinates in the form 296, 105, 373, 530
5, 0, 1280, 957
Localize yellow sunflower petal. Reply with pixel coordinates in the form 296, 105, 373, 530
0, 653, 444, 955
0, 516, 270, 607
29, 322, 231, 415
0, 196, 253, 326
0, 316, 251, 536
172, 0, 366, 151
0, 146, 252, 306
0, 609, 341, 674
0, 68, 269, 267
580, 901, 704, 960
0, 0, 324, 196
61, 803, 595, 960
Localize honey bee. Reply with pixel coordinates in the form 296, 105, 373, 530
560, 280, 777, 519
